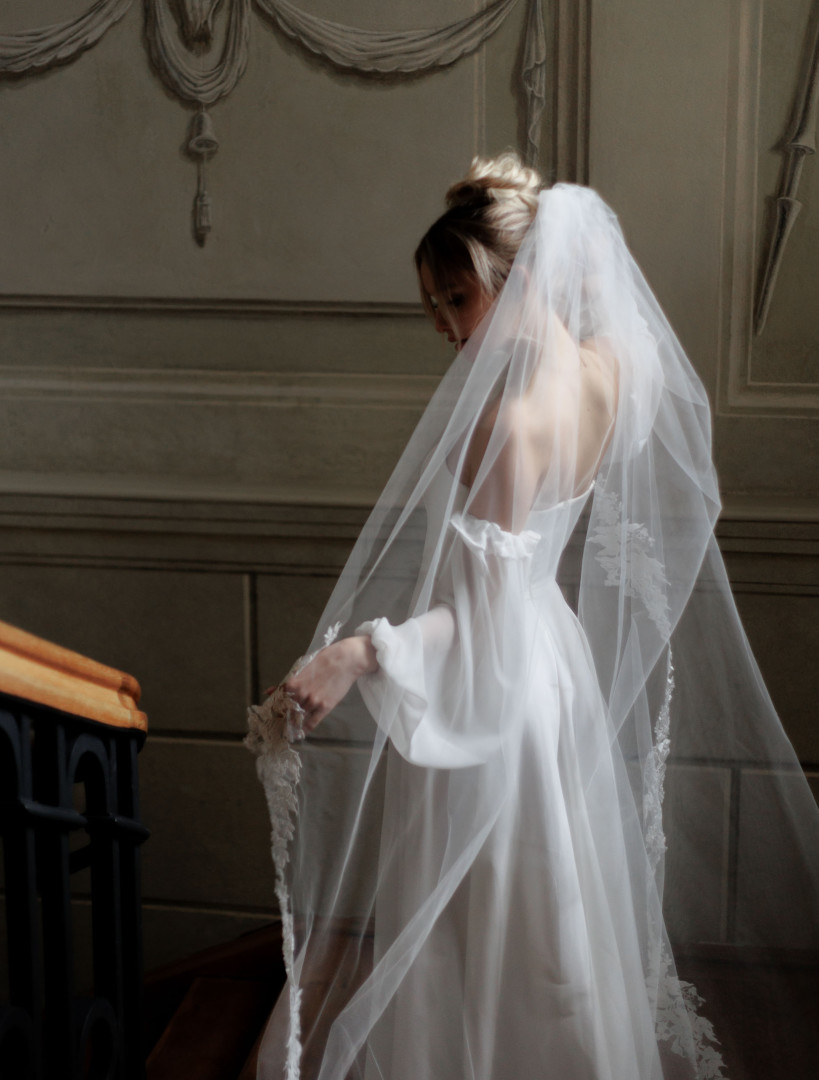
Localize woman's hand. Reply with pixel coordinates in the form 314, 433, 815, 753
273, 635, 377, 735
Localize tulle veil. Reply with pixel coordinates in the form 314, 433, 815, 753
247, 184, 819, 1080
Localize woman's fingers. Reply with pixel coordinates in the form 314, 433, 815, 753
302, 709, 324, 735
268, 638, 370, 735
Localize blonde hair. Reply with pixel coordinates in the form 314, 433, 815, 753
415, 152, 542, 313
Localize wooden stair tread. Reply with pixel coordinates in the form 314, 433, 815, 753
142, 923, 285, 1060
146, 976, 276, 1080
236, 1025, 268, 1080
145, 922, 284, 988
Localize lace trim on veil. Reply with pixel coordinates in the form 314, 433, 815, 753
245, 622, 342, 1080
590, 496, 725, 1077
588, 486, 727, 1079
643, 652, 727, 1078
644, 651, 674, 875
655, 944, 727, 1080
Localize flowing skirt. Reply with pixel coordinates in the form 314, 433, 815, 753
362, 582, 664, 1080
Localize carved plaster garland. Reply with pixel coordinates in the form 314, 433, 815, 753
175, 0, 226, 44
145, 0, 251, 242
1, 0, 547, 246
0, 0, 131, 73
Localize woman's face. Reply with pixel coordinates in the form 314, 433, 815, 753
419, 262, 494, 352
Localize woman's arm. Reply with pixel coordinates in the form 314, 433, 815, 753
280, 635, 377, 735
278, 600, 457, 739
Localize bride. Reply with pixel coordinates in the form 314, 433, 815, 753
248, 154, 819, 1080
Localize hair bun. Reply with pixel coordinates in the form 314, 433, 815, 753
446, 152, 542, 213
415, 151, 542, 302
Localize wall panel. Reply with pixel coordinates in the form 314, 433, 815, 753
1, 501, 816, 970
0, 0, 532, 508
2, 1, 817, 980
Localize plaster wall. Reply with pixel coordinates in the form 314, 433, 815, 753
0, 0, 816, 974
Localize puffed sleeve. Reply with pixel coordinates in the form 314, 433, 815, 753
356, 513, 540, 768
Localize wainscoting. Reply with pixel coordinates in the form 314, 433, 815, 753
0, 493, 816, 977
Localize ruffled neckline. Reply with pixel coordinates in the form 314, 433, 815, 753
449, 512, 540, 560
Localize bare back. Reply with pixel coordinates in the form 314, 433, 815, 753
463, 318, 619, 532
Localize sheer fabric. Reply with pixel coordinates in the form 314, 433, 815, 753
248, 185, 819, 1080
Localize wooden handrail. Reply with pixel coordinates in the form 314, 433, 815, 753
0, 619, 147, 731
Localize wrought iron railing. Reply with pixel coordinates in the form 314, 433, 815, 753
0, 621, 149, 1079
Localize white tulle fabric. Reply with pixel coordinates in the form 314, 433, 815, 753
249, 185, 819, 1080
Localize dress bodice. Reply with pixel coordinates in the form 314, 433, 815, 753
527, 487, 591, 582
419, 465, 591, 593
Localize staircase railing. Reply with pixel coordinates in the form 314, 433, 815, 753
0, 620, 149, 1080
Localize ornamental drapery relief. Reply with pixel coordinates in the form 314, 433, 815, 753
754, 0, 818, 335
1, 0, 547, 245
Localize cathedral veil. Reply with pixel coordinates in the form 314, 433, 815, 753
247, 184, 819, 1080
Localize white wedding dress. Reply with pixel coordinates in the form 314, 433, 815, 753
354, 480, 666, 1080
250, 185, 818, 1080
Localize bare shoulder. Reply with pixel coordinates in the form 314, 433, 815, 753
461, 391, 531, 488
578, 336, 619, 419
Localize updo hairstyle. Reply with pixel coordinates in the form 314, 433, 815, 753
415, 152, 542, 314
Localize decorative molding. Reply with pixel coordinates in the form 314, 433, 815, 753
0, 471, 383, 512
145, 0, 249, 104
174, 1, 225, 44
521, 0, 547, 164
718, 0, 819, 417
0, 365, 439, 408
255, 0, 520, 75
550, 0, 591, 184
0, 0, 131, 74
0, 491, 816, 572
0, 492, 370, 572
727, 582, 819, 598
0, 294, 425, 317
0, 493, 369, 532
719, 493, 819, 526
753, 1, 819, 336
2, 0, 547, 243
187, 108, 220, 245
0, 369, 439, 509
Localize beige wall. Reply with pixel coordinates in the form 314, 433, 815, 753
0, 0, 816, 973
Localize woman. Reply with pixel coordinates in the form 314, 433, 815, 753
248, 155, 819, 1080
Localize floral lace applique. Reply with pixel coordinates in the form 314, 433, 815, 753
589, 490, 671, 637
654, 944, 727, 1079
641, 650, 727, 1079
